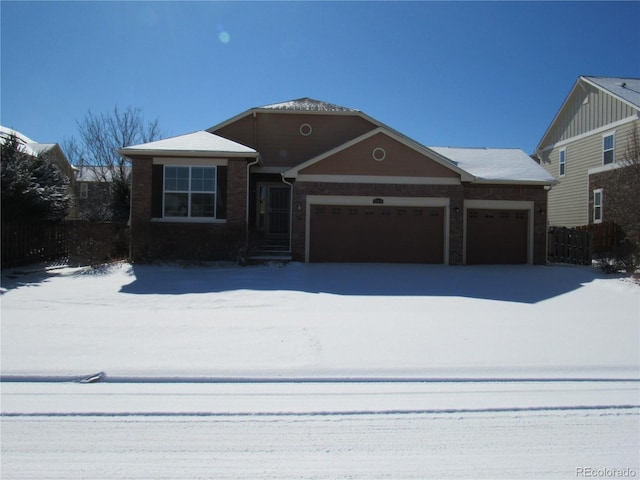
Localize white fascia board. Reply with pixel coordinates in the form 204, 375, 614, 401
534, 77, 586, 153
119, 149, 258, 159
470, 178, 559, 186
535, 114, 639, 153
581, 76, 640, 111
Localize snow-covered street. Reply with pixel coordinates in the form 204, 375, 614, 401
1, 262, 639, 478
2, 380, 639, 479
3, 407, 637, 479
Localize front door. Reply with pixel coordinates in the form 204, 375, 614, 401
257, 184, 291, 238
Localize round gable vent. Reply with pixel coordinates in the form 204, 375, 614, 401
372, 147, 386, 162
299, 123, 312, 136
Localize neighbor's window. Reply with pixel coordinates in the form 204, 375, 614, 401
559, 149, 566, 176
164, 166, 216, 218
603, 133, 614, 165
79, 182, 88, 199
593, 188, 603, 223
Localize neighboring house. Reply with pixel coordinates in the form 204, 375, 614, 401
119, 98, 555, 265
73, 165, 130, 221
0, 126, 77, 218
534, 76, 640, 237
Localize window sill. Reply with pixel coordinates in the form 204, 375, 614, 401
151, 217, 227, 224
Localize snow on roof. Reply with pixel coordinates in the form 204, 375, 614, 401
0, 125, 39, 156
583, 76, 640, 109
119, 131, 258, 157
429, 147, 557, 184
259, 97, 358, 112
0, 126, 64, 159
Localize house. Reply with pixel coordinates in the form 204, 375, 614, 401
0, 126, 77, 218
73, 165, 131, 221
534, 76, 640, 239
119, 98, 556, 265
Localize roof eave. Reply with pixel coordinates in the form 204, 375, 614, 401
534, 76, 586, 153
118, 148, 260, 159
470, 178, 559, 186
207, 106, 374, 133
581, 76, 640, 111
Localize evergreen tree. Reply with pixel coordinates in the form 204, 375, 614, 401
1, 134, 70, 222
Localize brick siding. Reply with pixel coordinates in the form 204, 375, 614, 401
129, 157, 249, 262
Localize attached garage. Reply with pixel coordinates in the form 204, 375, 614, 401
464, 202, 532, 265
307, 197, 448, 264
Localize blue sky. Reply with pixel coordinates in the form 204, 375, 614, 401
2, 1, 639, 155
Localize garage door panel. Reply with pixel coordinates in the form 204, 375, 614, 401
466, 209, 528, 264
310, 205, 444, 263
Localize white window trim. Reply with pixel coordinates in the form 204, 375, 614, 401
559, 148, 566, 177
163, 165, 218, 220
593, 188, 603, 224
602, 132, 615, 165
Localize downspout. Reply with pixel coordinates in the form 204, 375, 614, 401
281, 174, 294, 253
246, 156, 260, 245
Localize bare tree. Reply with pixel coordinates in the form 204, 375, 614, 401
65, 106, 161, 221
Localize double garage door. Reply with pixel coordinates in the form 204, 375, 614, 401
308, 203, 529, 264
310, 204, 445, 263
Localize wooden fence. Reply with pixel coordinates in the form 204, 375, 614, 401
576, 221, 623, 256
1, 221, 128, 268
547, 226, 592, 265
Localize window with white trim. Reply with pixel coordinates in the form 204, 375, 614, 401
593, 188, 603, 223
559, 149, 566, 177
163, 166, 217, 218
603, 133, 614, 165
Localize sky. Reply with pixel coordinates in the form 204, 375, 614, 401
1, 1, 639, 156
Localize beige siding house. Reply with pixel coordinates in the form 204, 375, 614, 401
534, 76, 640, 229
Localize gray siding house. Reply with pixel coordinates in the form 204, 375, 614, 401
534, 76, 640, 233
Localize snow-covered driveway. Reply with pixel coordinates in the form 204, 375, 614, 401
1, 262, 639, 478
1, 262, 639, 380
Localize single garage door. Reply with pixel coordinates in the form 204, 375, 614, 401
466, 209, 528, 264
310, 205, 445, 263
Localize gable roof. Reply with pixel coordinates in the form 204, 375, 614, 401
118, 131, 258, 158
260, 97, 359, 112
535, 75, 640, 153
283, 127, 474, 181
208, 97, 378, 133
1, 125, 49, 157
583, 76, 640, 109
429, 147, 557, 185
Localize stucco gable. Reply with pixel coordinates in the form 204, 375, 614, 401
284, 127, 471, 181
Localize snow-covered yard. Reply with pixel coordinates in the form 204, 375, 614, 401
1, 261, 639, 380
1, 262, 639, 478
